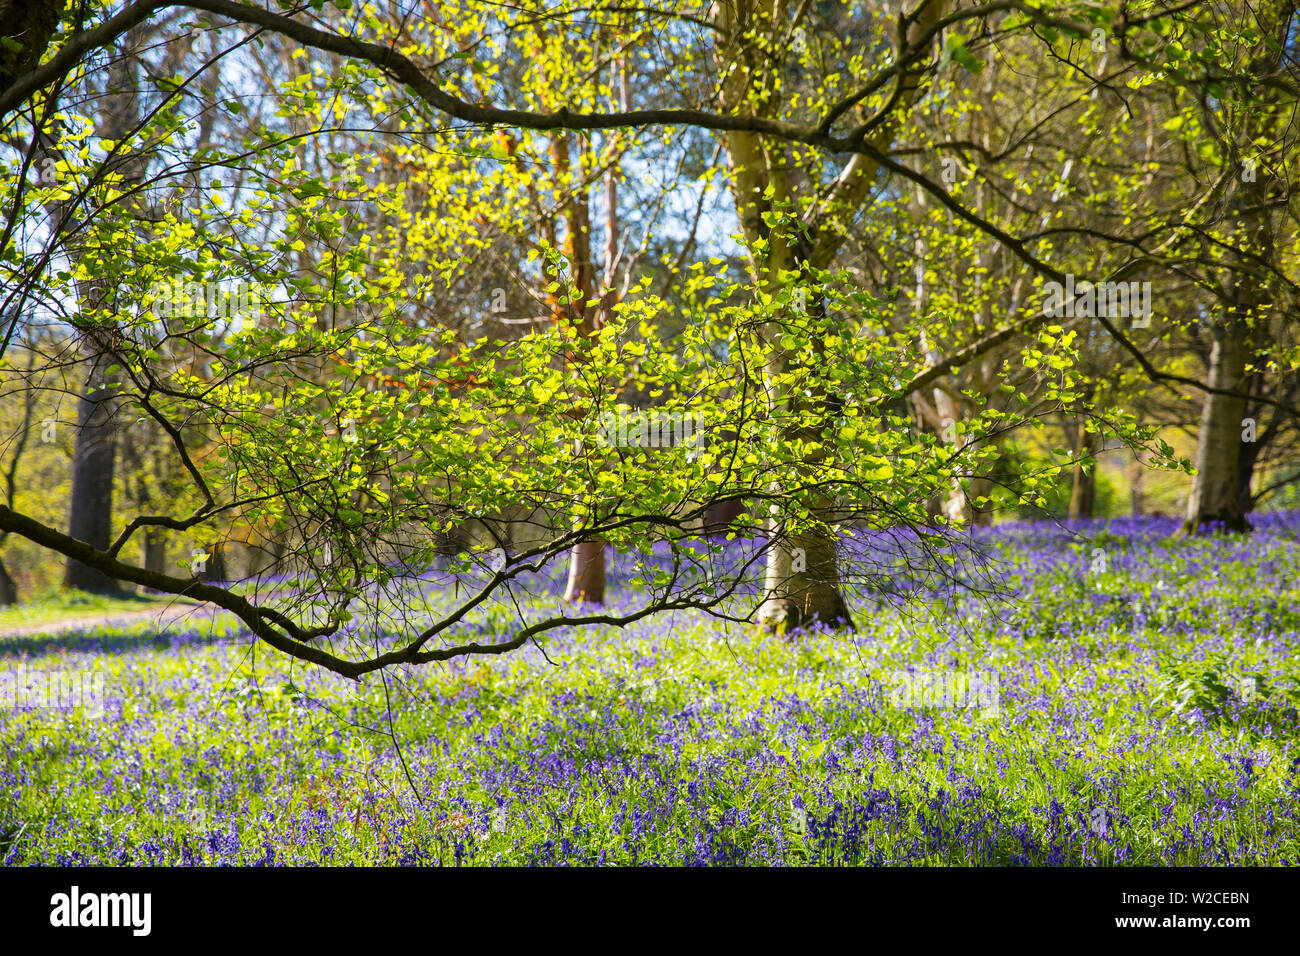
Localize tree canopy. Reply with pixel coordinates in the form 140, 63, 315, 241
0, 0, 1295, 676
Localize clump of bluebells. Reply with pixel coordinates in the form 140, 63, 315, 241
2, 513, 1300, 866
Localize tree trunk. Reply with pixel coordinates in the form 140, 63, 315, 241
925, 492, 943, 527
1183, 320, 1250, 533
0, 0, 66, 93
1069, 420, 1097, 519
1235, 379, 1267, 517
756, 284, 854, 634
551, 128, 608, 605
63, 351, 122, 593
757, 524, 854, 633
969, 474, 995, 526
1236, 427, 1262, 516
1182, 36, 1280, 534
1129, 447, 1148, 516
202, 542, 228, 582
710, 0, 946, 634
59, 30, 145, 593
703, 496, 744, 535
0, 554, 16, 605
142, 528, 166, 584
562, 539, 605, 603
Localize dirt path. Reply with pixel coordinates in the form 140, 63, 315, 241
0, 602, 226, 639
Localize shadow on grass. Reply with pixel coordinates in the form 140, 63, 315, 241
0, 620, 242, 658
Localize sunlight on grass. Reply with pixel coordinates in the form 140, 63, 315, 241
0, 589, 202, 630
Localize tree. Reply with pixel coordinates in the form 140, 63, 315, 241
707, 0, 955, 630
0, 0, 1287, 678
57, 30, 151, 592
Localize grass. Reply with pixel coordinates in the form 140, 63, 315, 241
0, 588, 201, 630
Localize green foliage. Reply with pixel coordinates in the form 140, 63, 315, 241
1151, 655, 1280, 724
